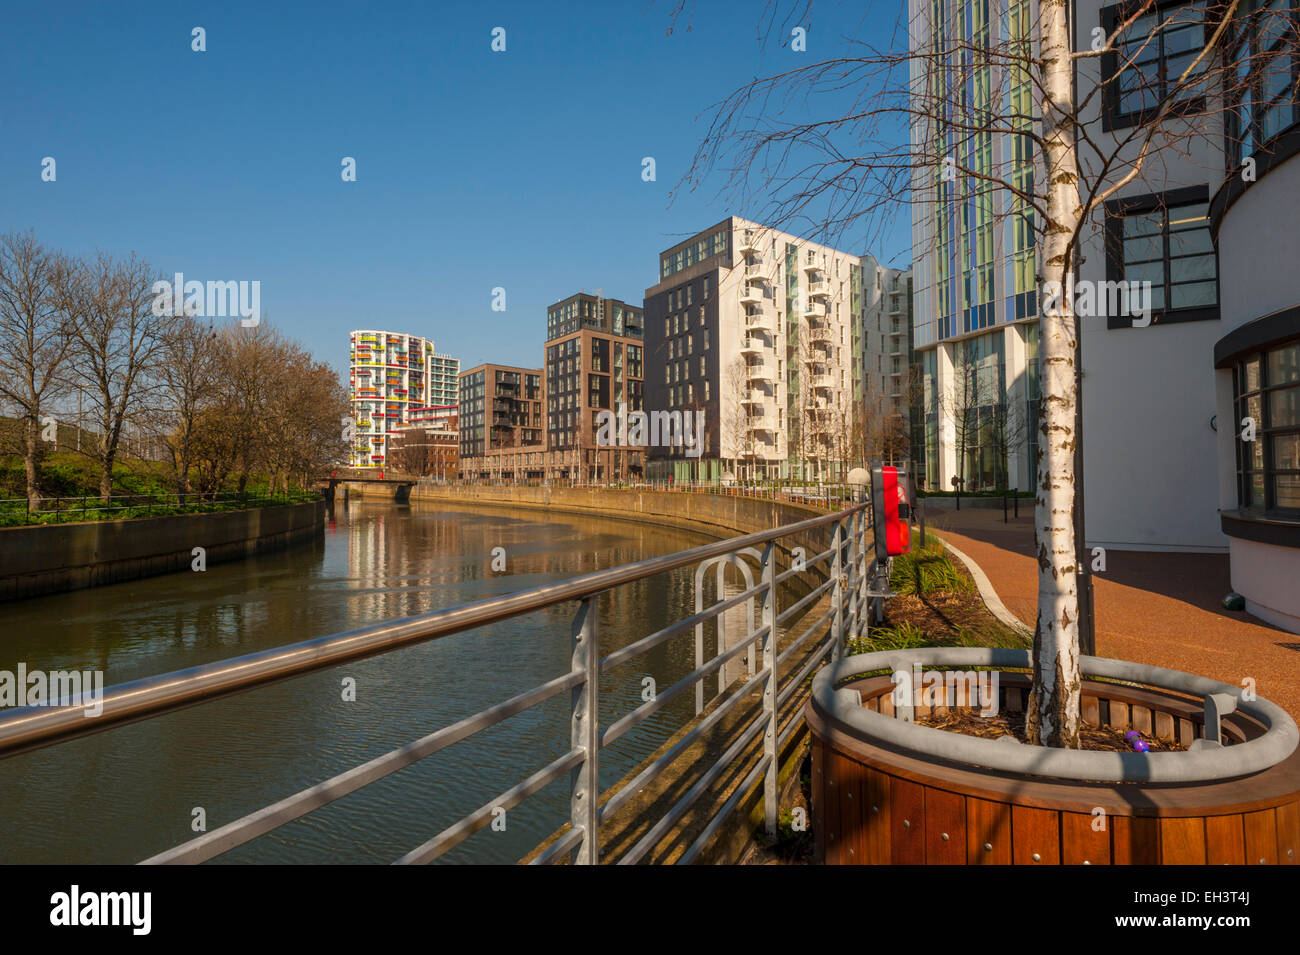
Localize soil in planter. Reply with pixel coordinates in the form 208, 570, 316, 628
916, 709, 1188, 753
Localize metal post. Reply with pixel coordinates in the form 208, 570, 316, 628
759, 540, 778, 838
843, 511, 858, 653
569, 597, 600, 864
830, 520, 844, 661
715, 561, 727, 699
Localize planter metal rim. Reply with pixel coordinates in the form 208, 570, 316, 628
813, 647, 1299, 784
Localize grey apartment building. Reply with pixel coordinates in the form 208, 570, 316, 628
544, 292, 645, 482
458, 363, 544, 481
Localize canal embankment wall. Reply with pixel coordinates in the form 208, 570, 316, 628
352, 482, 830, 538
0, 500, 326, 602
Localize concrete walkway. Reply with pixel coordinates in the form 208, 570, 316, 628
924, 506, 1300, 721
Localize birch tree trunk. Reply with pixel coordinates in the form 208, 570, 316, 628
1027, 0, 1083, 748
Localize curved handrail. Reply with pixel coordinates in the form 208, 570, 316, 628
0, 503, 866, 760
812, 647, 1300, 783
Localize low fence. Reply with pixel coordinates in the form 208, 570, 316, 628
0, 489, 318, 527
0, 498, 325, 601
0, 500, 878, 864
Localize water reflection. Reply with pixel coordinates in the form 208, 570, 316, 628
0, 500, 726, 864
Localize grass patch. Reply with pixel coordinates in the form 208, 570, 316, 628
889, 537, 975, 598
845, 538, 1030, 655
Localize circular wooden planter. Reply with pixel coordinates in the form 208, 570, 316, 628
806, 652, 1300, 865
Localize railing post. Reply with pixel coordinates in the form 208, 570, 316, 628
570, 596, 600, 864
830, 519, 844, 662
842, 509, 852, 649
759, 540, 778, 838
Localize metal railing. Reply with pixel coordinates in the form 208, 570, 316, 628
0, 500, 877, 865
0, 488, 319, 526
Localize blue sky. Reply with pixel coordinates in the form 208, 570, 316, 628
1, 0, 910, 379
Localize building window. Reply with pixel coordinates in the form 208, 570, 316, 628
1104, 187, 1219, 327
1235, 340, 1300, 513
1102, 1, 1210, 131
1229, 0, 1300, 163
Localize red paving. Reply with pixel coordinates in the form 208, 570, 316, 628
924, 506, 1300, 721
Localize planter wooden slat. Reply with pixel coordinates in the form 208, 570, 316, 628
1062, 810, 1110, 865
1205, 814, 1246, 865
1276, 801, 1299, 864
1159, 817, 1207, 864
836, 751, 866, 865
1012, 805, 1060, 864
1110, 700, 1130, 731
812, 734, 825, 864
1111, 815, 1160, 864
823, 751, 841, 864
864, 767, 891, 865
1155, 711, 1175, 743
967, 796, 1011, 864
890, 779, 926, 864
1132, 704, 1153, 738
1244, 809, 1278, 864
925, 788, 966, 864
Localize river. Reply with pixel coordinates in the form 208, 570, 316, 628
0, 500, 728, 864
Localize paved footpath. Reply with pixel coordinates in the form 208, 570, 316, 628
924, 505, 1300, 721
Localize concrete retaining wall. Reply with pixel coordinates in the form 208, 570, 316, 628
390, 483, 829, 538
0, 500, 325, 602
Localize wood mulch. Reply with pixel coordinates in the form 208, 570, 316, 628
917, 708, 1187, 752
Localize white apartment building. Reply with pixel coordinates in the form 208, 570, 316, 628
912, 0, 1300, 629
348, 329, 459, 468
643, 217, 873, 483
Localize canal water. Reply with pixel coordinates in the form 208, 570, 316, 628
0, 501, 729, 864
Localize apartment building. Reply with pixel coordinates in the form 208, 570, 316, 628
389, 406, 459, 480
458, 364, 545, 481
349, 330, 459, 469
911, 0, 1300, 628
427, 353, 460, 408
543, 292, 646, 482
857, 258, 916, 469
643, 216, 867, 483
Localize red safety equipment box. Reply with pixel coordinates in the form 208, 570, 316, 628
871, 465, 912, 559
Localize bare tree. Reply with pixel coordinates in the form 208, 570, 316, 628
725, 354, 762, 479
156, 313, 220, 497
63, 252, 166, 500
0, 231, 75, 509
677, 0, 1283, 745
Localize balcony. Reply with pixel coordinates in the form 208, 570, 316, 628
807, 277, 829, 299
812, 373, 835, 391
739, 228, 761, 252
745, 358, 775, 382
743, 387, 769, 405
739, 283, 767, 305
743, 255, 775, 285
744, 305, 775, 333
802, 253, 825, 275
806, 324, 833, 344
804, 301, 828, 320
745, 413, 774, 432
740, 336, 767, 356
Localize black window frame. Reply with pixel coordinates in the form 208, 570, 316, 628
1103, 185, 1220, 328
1101, 0, 1213, 132
1233, 338, 1300, 516
1224, 0, 1300, 166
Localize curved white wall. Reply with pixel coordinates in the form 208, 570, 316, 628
1215, 153, 1300, 633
